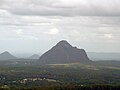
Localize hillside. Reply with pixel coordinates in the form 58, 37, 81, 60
0, 51, 17, 60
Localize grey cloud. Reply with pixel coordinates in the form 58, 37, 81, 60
0, 0, 120, 16
0, 0, 120, 53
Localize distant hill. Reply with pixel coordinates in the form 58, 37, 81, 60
29, 54, 40, 59
0, 51, 17, 60
87, 52, 120, 61
39, 40, 91, 64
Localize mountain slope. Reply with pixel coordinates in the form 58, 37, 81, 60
0, 51, 17, 60
39, 40, 91, 64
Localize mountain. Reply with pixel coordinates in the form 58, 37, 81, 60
39, 40, 91, 64
0, 51, 17, 60
29, 54, 40, 59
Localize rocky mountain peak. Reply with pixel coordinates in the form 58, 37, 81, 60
55, 40, 72, 48
39, 40, 91, 64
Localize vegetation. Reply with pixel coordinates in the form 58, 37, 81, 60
0, 60, 119, 90
0, 85, 120, 90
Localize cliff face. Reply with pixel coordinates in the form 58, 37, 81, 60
39, 40, 91, 64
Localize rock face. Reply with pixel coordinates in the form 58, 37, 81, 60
39, 40, 91, 64
0, 51, 17, 60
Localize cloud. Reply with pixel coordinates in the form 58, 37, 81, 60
0, 0, 120, 16
44, 28, 59, 35
13, 29, 23, 35
104, 34, 113, 39
0, 15, 120, 42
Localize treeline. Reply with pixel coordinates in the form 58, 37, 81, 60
0, 85, 120, 90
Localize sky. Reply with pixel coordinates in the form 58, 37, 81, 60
0, 0, 120, 54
